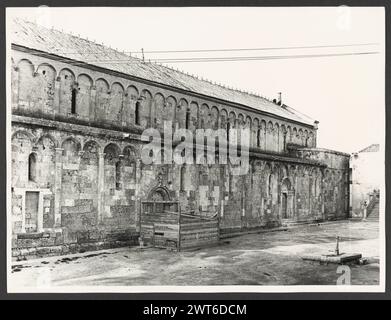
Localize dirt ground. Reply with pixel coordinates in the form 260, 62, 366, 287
9, 220, 380, 288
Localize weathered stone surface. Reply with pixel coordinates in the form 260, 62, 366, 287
10, 23, 350, 259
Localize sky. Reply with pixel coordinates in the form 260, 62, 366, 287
7, 6, 385, 153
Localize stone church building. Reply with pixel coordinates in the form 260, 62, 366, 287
10, 19, 350, 258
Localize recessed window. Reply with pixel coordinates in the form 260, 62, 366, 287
71, 88, 77, 114
28, 153, 37, 182
115, 161, 122, 190
135, 101, 140, 125
185, 110, 190, 129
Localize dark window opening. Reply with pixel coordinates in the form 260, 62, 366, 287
28, 153, 37, 182
135, 101, 140, 125
257, 129, 261, 147
185, 110, 190, 129
71, 88, 77, 114
283, 134, 287, 151
227, 123, 230, 143
115, 161, 122, 190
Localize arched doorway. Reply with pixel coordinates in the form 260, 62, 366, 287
281, 178, 293, 219
147, 186, 172, 213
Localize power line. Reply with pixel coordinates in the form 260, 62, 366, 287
49, 42, 380, 55
49, 51, 379, 64
132, 42, 380, 54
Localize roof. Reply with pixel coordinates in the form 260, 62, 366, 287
358, 144, 380, 153
10, 18, 315, 126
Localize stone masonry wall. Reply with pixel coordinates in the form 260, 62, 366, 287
10, 48, 350, 259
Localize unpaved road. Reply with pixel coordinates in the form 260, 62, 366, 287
9, 220, 380, 289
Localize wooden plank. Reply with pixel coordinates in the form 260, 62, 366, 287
154, 223, 179, 230
181, 221, 218, 228
180, 227, 219, 235
154, 231, 178, 238
180, 234, 219, 241
181, 224, 218, 231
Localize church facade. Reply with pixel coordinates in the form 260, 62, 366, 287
10, 20, 350, 259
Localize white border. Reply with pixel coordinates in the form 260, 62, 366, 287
6, 7, 386, 294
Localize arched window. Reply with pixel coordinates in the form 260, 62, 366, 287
71, 87, 77, 114
28, 153, 37, 182
115, 161, 122, 190
185, 109, 190, 129
227, 123, 230, 143
268, 174, 272, 199
257, 129, 261, 147
135, 101, 140, 125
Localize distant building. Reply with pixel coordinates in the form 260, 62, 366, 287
350, 144, 381, 218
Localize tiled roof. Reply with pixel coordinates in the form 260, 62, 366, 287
10, 18, 315, 126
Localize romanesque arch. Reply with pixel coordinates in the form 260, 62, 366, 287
17, 59, 35, 110
140, 89, 152, 128
58, 68, 76, 115
200, 103, 210, 129
280, 177, 293, 219
76, 74, 93, 118
147, 185, 171, 201
252, 117, 259, 148
36, 63, 56, 114
95, 78, 110, 120
122, 85, 138, 125
176, 98, 188, 129
189, 101, 199, 131
109, 82, 124, 124
154, 93, 165, 130
104, 143, 122, 191
123, 145, 137, 182
11, 130, 34, 186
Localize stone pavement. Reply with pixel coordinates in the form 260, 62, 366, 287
9, 220, 380, 289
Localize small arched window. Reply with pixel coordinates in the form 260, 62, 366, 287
268, 174, 272, 199
28, 153, 37, 182
115, 161, 122, 190
135, 101, 140, 125
185, 109, 190, 130
257, 129, 261, 147
227, 123, 230, 143
71, 88, 78, 114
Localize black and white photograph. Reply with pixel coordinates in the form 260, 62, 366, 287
5, 5, 386, 294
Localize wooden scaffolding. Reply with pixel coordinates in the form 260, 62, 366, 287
140, 200, 219, 251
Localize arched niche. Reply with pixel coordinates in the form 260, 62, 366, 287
58, 68, 76, 114
36, 63, 56, 113
140, 89, 152, 128
95, 78, 110, 120
76, 74, 93, 117
109, 82, 125, 123
154, 93, 165, 130
17, 59, 35, 108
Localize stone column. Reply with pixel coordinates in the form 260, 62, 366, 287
135, 159, 142, 232
97, 152, 105, 223
54, 148, 64, 228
